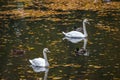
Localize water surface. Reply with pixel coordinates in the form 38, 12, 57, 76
0, 1, 120, 80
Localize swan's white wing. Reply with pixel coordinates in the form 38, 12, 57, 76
66, 31, 85, 38
30, 65, 47, 72
29, 58, 45, 66
63, 37, 83, 43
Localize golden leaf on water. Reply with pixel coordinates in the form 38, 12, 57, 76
114, 66, 119, 68
49, 59, 54, 62
52, 77, 62, 80
63, 64, 81, 68
96, 32, 101, 35
50, 41, 59, 46
36, 78, 42, 80
17, 67, 22, 69
27, 46, 34, 51
99, 53, 105, 56
59, 70, 62, 72
103, 74, 108, 76
57, 32, 62, 35
94, 65, 102, 69
64, 64, 72, 67
7, 62, 13, 66
27, 70, 33, 73
70, 76, 75, 78
18, 45, 23, 48
20, 75, 25, 78
113, 78, 120, 80
51, 27, 55, 30
89, 65, 102, 69
28, 32, 34, 35
35, 37, 39, 40
73, 64, 81, 68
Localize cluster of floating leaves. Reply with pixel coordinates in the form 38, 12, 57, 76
95, 23, 119, 32
0, 0, 120, 80
0, 0, 120, 20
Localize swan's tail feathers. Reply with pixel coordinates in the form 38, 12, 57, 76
29, 59, 34, 65
62, 32, 66, 35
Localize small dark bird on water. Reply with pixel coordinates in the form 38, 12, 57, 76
11, 49, 26, 56
74, 48, 86, 56
73, 26, 83, 32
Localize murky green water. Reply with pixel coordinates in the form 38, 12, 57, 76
0, 1, 120, 80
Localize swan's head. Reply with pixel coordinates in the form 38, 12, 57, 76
43, 48, 50, 53
83, 19, 89, 24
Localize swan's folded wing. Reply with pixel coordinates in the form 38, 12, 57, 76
67, 31, 85, 38
31, 58, 45, 66
30, 65, 46, 72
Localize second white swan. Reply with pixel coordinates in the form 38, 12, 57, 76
62, 19, 89, 38
29, 48, 50, 67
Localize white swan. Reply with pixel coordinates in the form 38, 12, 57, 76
29, 48, 50, 67
63, 37, 83, 43
62, 19, 89, 38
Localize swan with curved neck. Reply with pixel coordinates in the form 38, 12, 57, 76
62, 19, 89, 38
29, 48, 50, 67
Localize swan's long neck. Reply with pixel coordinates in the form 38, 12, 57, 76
43, 51, 49, 66
83, 39, 87, 49
83, 22, 88, 37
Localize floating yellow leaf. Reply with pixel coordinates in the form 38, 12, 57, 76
27, 46, 34, 51
53, 77, 62, 80
7, 62, 13, 66
28, 32, 34, 35
94, 65, 102, 69
27, 70, 33, 73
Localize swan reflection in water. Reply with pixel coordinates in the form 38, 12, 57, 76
30, 65, 49, 80
74, 39, 89, 56
63, 37, 89, 56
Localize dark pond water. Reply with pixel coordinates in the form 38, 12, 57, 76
0, 1, 120, 80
